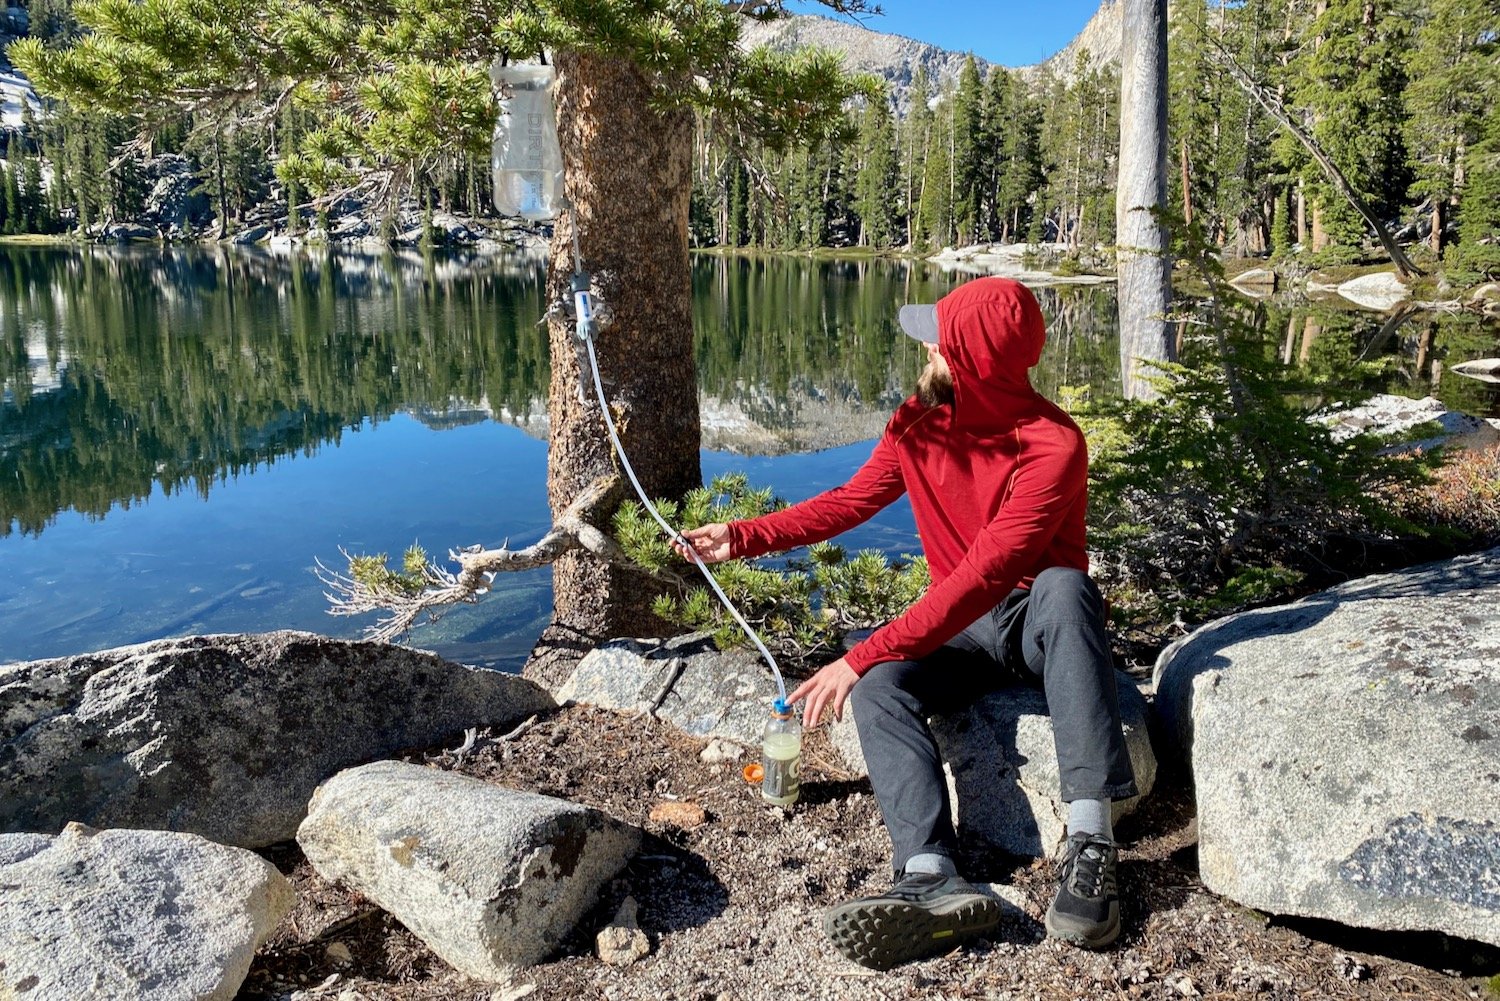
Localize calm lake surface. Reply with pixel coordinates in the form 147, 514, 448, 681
1, 246, 1494, 668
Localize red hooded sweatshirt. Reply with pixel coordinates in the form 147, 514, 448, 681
726, 277, 1089, 675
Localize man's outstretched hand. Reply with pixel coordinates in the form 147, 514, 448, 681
788, 657, 859, 727
672, 523, 732, 564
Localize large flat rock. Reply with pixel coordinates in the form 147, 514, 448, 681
830, 673, 1158, 857
1, 631, 555, 847
1153, 548, 1500, 946
297, 760, 640, 978
559, 633, 779, 744
0, 824, 292, 1000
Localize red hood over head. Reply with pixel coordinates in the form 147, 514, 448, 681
935, 277, 1046, 430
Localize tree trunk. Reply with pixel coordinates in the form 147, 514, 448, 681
1300, 315, 1322, 364
1296, 180, 1307, 245
1180, 137, 1193, 227
214, 132, 229, 239
1116, 0, 1174, 401
527, 51, 701, 683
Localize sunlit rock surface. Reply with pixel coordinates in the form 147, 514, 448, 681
1154, 549, 1500, 946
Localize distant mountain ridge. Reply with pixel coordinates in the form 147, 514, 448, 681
737, 3, 1120, 110
737, 14, 993, 114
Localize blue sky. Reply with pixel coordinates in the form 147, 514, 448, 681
787, 0, 1104, 68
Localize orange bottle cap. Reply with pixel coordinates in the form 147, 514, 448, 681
742, 763, 764, 784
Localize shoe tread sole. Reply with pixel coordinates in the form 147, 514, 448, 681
824, 894, 1002, 970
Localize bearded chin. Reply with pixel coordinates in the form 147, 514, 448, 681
916, 365, 954, 408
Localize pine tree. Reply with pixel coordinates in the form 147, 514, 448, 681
1269, 0, 1318, 250
1, 139, 18, 235
994, 78, 1044, 243
1217, 0, 1281, 256
1404, 0, 1496, 254
1039, 51, 1119, 254
87, 114, 112, 225
1167, 0, 1225, 241
977, 66, 1011, 241
22, 152, 49, 232
916, 103, 951, 249
1298, 0, 1413, 252
1452, 103, 1500, 278
899, 66, 935, 248
854, 95, 899, 249
27, 0, 78, 40
949, 55, 985, 245
727, 156, 749, 247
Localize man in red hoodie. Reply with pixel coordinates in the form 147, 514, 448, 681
677, 276, 1137, 968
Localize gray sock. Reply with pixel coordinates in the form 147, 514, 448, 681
903, 852, 958, 877
1067, 798, 1114, 841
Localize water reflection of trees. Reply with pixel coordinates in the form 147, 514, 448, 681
4, 245, 1486, 540
1252, 297, 1499, 416
0, 249, 1130, 537
690, 256, 1125, 428
0, 246, 550, 536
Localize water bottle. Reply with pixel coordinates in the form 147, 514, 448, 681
759, 700, 801, 807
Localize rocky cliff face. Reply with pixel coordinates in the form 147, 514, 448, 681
737, 4, 1121, 107
1030, 0, 1122, 81
738, 14, 994, 115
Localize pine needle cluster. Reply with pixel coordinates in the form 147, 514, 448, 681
347, 544, 432, 600
614, 472, 927, 664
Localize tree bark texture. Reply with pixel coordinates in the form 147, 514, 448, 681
541, 51, 701, 644
1116, 0, 1175, 401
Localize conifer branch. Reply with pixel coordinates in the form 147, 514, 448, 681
317, 474, 676, 642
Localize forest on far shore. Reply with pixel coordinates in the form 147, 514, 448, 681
1, 0, 1496, 281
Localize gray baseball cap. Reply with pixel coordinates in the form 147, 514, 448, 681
898, 304, 939, 345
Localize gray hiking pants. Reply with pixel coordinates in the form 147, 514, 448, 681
849, 566, 1138, 874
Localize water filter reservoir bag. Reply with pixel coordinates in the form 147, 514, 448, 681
491, 63, 564, 221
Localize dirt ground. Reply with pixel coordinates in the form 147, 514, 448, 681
237, 705, 1498, 1001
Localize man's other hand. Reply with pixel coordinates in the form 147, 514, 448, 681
672, 523, 732, 564
788, 657, 859, 727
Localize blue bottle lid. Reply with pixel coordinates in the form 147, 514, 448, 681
772, 697, 790, 716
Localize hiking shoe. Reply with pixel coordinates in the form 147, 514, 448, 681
823, 872, 1002, 970
1045, 831, 1121, 949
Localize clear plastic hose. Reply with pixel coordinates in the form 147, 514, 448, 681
572, 283, 787, 707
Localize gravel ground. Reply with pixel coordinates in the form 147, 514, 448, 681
237, 705, 1497, 1001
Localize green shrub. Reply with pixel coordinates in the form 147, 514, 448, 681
1087, 232, 1441, 630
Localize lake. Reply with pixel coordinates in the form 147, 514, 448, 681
1, 245, 1493, 668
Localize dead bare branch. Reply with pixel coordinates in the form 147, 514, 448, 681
316, 474, 688, 643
